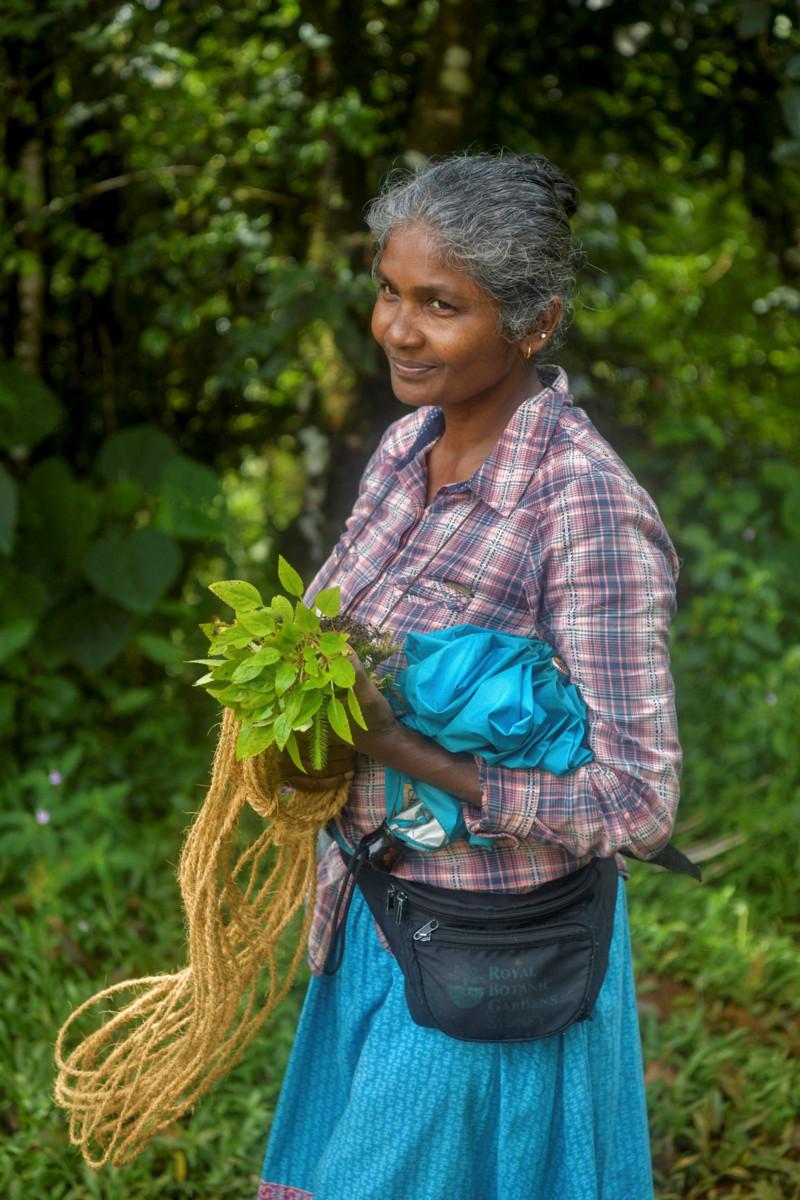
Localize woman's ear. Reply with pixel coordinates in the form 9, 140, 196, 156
518, 298, 564, 358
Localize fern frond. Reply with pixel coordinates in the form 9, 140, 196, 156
309, 707, 328, 770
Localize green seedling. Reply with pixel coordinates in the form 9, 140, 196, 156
187, 555, 399, 771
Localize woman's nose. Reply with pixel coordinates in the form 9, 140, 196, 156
381, 303, 425, 349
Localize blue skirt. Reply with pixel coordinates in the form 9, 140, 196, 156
259, 875, 653, 1200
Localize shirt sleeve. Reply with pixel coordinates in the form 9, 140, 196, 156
461, 469, 683, 861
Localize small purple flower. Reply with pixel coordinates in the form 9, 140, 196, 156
741, 528, 756, 542
765, 692, 777, 706
35, 808, 51, 825
48, 770, 63, 785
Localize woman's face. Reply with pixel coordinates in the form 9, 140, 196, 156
370, 221, 530, 412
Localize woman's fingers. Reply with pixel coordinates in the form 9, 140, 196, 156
275, 734, 358, 791
282, 769, 355, 794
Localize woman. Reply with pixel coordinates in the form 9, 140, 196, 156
258, 152, 682, 1200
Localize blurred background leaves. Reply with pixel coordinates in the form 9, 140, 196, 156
1, 0, 798, 1196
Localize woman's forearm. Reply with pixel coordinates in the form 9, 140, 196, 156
354, 719, 482, 806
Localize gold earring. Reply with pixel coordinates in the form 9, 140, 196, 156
524, 345, 533, 360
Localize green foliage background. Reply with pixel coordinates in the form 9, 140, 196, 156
1, 1, 798, 1197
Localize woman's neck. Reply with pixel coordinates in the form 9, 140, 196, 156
433, 367, 543, 467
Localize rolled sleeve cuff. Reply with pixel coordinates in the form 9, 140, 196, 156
461, 754, 544, 848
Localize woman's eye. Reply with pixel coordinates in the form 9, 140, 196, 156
429, 298, 454, 312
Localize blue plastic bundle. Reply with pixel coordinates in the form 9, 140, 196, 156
383, 624, 593, 851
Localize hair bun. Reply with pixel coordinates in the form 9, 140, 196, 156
521, 154, 579, 219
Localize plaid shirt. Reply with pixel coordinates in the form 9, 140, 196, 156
303, 364, 682, 974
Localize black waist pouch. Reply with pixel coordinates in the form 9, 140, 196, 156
336, 845, 618, 1044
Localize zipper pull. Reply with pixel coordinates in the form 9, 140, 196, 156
395, 890, 408, 925
413, 919, 439, 942
386, 884, 397, 915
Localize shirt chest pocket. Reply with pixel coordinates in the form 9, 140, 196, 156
397, 577, 474, 615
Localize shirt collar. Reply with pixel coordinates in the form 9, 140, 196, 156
402, 364, 572, 517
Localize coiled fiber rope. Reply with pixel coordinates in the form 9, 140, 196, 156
53, 705, 351, 1168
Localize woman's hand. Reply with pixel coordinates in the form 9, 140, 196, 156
276, 729, 357, 794
275, 653, 397, 792
347, 651, 398, 749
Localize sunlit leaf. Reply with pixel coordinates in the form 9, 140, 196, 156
277, 555, 305, 597
313, 586, 341, 617
327, 695, 353, 744
284, 731, 307, 773
236, 722, 276, 760
275, 661, 297, 693
294, 601, 319, 632
208, 579, 264, 612
329, 656, 355, 687
271, 594, 294, 621
319, 631, 348, 657
346, 686, 368, 731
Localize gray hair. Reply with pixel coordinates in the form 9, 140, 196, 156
364, 151, 580, 347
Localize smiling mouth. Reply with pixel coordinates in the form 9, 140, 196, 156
388, 357, 438, 377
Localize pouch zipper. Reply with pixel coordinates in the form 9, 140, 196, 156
413, 920, 588, 946
396, 873, 594, 930
388, 869, 595, 937
386, 883, 408, 926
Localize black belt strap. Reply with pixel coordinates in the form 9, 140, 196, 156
621, 841, 702, 880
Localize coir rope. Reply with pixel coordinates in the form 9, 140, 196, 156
53, 706, 351, 1168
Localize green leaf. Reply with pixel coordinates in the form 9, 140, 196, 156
208, 579, 264, 612
303, 647, 321, 675
279, 623, 303, 650
329, 656, 356, 687
52, 596, 132, 671
313, 586, 341, 617
271, 594, 294, 621
284, 731, 307, 773
248, 645, 282, 668
84, 527, 181, 615
215, 683, 253, 705
346, 686, 368, 731
236, 722, 276, 761
275, 660, 297, 694
207, 625, 252, 652
153, 456, 226, 541
232, 655, 271, 683
298, 689, 324, 723
23, 457, 102, 568
0, 617, 36, 665
96, 423, 177, 490
0, 363, 63, 449
273, 712, 292, 750
135, 632, 186, 666
302, 672, 333, 690
277, 555, 305, 598
284, 691, 303, 724
327, 695, 353, 744
294, 600, 320, 633
319, 631, 349, 657
237, 609, 277, 637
